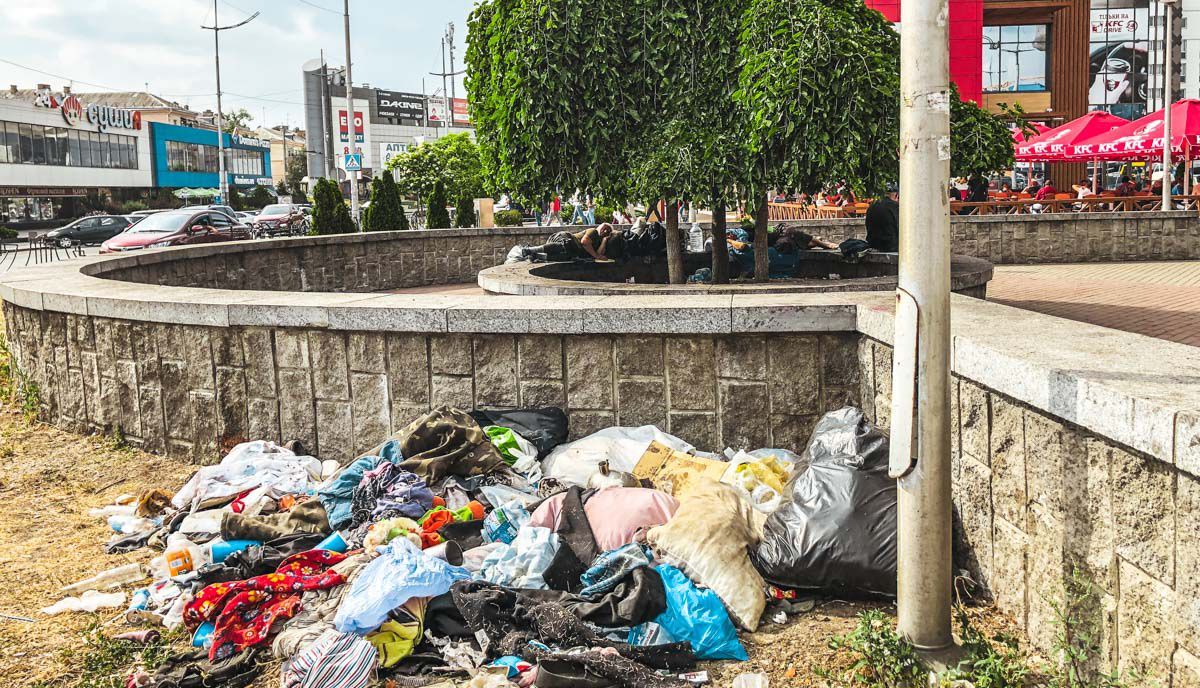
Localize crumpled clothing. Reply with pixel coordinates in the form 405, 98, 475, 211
479, 526, 559, 589
272, 555, 368, 659
198, 533, 327, 586
282, 629, 377, 688
145, 647, 262, 688
538, 487, 598, 594
172, 441, 321, 510
449, 580, 693, 670
365, 597, 427, 667
530, 487, 678, 554
468, 407, 569, 459
185, 550, 347, 661
349, 460, 434, 529
319, 446, 393, 531
579, 543, 653, 598
334, 538, 471, 635
221, 499, 330, 542
517, 566, 669, 629
363, 406, 506, 482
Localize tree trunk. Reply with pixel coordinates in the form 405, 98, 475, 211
753, 193, 769, 282
710, 199, 730, 283
666, 199, 685, 284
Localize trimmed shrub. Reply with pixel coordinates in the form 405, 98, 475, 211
364, 171, 409, 232
494, 209, 524, 227
426, 181, 451, 229
455, 196, 477, 228
311, 178, 355, 235
595, 206, 615, 224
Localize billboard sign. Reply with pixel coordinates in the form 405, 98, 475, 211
451, 98, 470, 126
338, 110, 365, 143
427, 97, 448, 125
1089, 0, 1152, 120
374, 90, 426, 126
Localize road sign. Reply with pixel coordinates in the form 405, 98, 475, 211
344, 153, 363, 172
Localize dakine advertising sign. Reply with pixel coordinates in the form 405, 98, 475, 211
374, 90, 426, 126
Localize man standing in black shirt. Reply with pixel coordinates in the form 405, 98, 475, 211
865, 183, 900, 252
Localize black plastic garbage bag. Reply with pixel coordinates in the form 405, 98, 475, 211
470, 407, 569, 458
750, 407, 897, 598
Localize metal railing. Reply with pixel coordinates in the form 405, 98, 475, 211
768, 194, 1200, 220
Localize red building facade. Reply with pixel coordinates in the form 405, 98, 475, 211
865, 0, 985, 104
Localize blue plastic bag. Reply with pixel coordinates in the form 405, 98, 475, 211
652, 564, 747, 661
334, 538, 471, 634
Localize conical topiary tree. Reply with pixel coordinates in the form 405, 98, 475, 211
426, 180, 451, 229
364, 170, 408, 232
311, 178, 355, 235
455, 195, 476, 228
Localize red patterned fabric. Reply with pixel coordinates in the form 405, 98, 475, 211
184, 549, 346, 660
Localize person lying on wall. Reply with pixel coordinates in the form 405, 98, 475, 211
522, 222, 622, 262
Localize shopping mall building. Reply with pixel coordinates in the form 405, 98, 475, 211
0, 87, 152, 229
0, 87, 272, 229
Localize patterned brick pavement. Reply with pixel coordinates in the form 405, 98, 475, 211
987, 261, 1200, 347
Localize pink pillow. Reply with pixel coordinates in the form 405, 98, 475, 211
529, 487, 679, 552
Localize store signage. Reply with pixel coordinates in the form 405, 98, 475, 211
379, 142, 410, 167
60, 95, 83, 126
86, 104, 142, 132
339, 110, 365, 143
374, 90, 426, 126
451, 98, 470, 126
232, 176, 273, 186
231, 134, 270, 149
0, 186, 90, 198
427, 97, 448, 124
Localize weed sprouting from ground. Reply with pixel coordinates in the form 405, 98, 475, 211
1045, 569, 1145, 688
31, 622, 181, 688
819, 609, 927, 687
0, 335, 40, 419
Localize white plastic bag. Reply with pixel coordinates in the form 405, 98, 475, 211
542, 426, 694, 486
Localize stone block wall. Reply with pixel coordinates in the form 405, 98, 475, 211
859, 335, 1200, 686
1, 301, 859, 465
783, 212, 1200, 264
91, 227, 551, 292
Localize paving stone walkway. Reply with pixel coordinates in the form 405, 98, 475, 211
987, 261, 1200, 347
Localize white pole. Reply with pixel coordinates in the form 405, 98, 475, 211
213, 0, 226, 205
344, 0, 360, 228
894, 0, 953, 651
1163, 0, 1177, 211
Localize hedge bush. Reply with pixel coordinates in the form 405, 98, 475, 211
494, 209, 524, 227
455, 196, 477, 228
426, 181, 451, 229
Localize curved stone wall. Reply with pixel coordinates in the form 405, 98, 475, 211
3, 231, 1200, 683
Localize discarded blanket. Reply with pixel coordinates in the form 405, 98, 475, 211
529, 487, 678, 552
185, 549, 348, 661
281, 629, 377, 688
365, 407, 506, 482
172, 441, 321, 510
221, 499, 330, 542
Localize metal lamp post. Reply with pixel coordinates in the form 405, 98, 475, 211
202, 1, 258, 205
891, 0, 954, 651
1162, 0, 1178, 211
342, 0, 361, 228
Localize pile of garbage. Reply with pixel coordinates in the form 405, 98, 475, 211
53, 405, 896, 687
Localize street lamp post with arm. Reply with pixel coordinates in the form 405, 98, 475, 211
202, 1, 259, 205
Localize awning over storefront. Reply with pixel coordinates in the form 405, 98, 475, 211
172, 188, 219, 199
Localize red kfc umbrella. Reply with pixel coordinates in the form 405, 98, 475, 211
1014, 111, 1128, 162
1070, 100, 1200, 161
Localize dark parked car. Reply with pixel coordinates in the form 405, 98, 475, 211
99, 210, 251, 254
45, 215, 133, 247
251, 203, 308, 238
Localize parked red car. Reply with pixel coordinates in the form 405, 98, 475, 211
99, 210, 251, 254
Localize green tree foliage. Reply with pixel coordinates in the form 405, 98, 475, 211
226, 186, 243, 211
364, 171, 409, 232
455, 196, 477, 228
426, 180, 451, 229
285, 155, 307, 197
311, 178, 355, 235
221, 108, 254, 133
246, 185, 273, 209
737, 0, 901, 197
494, 209, 524, 227
386, 133, 484, 206
951, 88, 1018, 178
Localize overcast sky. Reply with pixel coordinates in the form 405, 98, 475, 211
0, 0, 477, 129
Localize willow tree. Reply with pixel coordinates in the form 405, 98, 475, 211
737, 0, 902, 280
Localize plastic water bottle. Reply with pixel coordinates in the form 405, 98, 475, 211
61, 563, 145, 594
688, 222, 703, 252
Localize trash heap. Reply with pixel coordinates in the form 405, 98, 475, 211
54, 405, 897, 688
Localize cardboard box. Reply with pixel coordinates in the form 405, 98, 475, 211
633, 441, 729, 497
